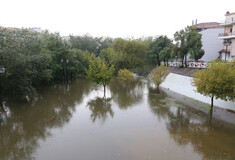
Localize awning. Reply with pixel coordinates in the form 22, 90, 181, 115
219, 49, 230, 53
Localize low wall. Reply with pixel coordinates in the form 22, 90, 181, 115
160, 73, 235, 111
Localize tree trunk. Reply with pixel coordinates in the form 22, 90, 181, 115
184, 54, 187, 68
103, 84, 106, 98
181, 58, 184, 67
211, 96, 214, 111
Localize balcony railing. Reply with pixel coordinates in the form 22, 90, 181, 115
220, 20, 235, 26
218, 33, 235, 37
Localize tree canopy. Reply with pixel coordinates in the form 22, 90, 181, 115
151, 65, 169, 87
192, 60, 235, 109
86, 53, 115, 96
174, 26, 204, 66
0, 27, 91, 99
147, 36, 172, 66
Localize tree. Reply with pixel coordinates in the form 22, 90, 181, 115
86, 54, 115, 96
69, 34, 113, 56
99, 48, 115, 65
0, 27, 53, 99
111, 38, 147, 69
192, 60, 235, 111
159, 44, 174, 65
117, 69, 134, 82
188, 27, 205, 60
0, 27, 91, 99
174, 26, 204, 67
147, 36, 172, 66
151, 65, 169, 87
69, 34, 99, 55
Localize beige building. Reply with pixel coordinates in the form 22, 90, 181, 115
218, 11, 235, 61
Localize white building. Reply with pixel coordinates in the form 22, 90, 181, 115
199, 28, 224, 61
185, 22, 224, 63
218, 11, 235, 61
29, 27, 44, 33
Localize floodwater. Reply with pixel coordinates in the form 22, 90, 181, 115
0, 78, 235, 160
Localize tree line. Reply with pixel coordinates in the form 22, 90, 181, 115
0, 25, 204, 99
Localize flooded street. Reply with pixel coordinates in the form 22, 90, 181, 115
0, 78, 235, 160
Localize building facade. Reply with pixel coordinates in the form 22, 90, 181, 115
199, 27, 224, 62
218, 11, 235, 61
186, 22, 224, 62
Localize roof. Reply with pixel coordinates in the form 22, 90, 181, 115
196, 22, 223, 29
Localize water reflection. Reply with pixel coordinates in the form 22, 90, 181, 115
148, 87, 235, 160
109, 78, 144, 110
87, 97, 113, 123
148, 87, 173, 121
1, 78, 235, 160
0, 79, 92, 160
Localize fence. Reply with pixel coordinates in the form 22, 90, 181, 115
168, 61, 207, 68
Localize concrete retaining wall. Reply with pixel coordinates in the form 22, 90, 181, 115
160, 73, 235, 111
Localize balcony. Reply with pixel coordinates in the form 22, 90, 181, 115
220, 20, 235, 26
218, 32, 235, 39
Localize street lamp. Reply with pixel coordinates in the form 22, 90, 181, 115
223, 39, 232, 61
60, 59, 69, 83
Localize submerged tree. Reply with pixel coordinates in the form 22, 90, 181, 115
151, 65, 169, 87
117, 69, 134, 83
192, 60, 235, 111
86, 54, 115, 96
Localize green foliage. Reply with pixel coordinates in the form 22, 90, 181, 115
147, 36, 172, 66
151, 65, 169, 87
159, 44, 174, 65
40, 31, 71, 81
99, 48, 116, 65
187, 27, 204, 60
192, 60, 235, 107
0, 27, 52, 98
111, 38, 147, 71
86, 54, 115, 90
136, 36, 155, 48
174, 26, 204, 66
117, 69, 134, 82
69, 34, 113, 56
0, 27, 90, 99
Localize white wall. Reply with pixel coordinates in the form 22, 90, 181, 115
225, 14, 235, 24
231, 39, 235, 57
160, 73, 235, 111
199, 28, 224, 62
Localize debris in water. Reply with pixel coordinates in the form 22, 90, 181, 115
47, 115, 55, 123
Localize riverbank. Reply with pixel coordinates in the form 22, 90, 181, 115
159, 67, 235, 111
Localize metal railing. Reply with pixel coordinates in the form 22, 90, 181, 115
218, 33, 235, 37
168, 61, 208, 68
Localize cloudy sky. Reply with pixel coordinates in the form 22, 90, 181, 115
1, 0, 235, 38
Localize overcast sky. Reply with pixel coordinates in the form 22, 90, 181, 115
1, 0, 235, 39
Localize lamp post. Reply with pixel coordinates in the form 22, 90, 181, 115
60, 59, 69, 83
223, 39, 232, 61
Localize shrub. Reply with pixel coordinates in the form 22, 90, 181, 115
151, 65, 169, 87
117, 69, 134, 82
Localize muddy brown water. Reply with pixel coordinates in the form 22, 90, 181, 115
0, 78, 235, 160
